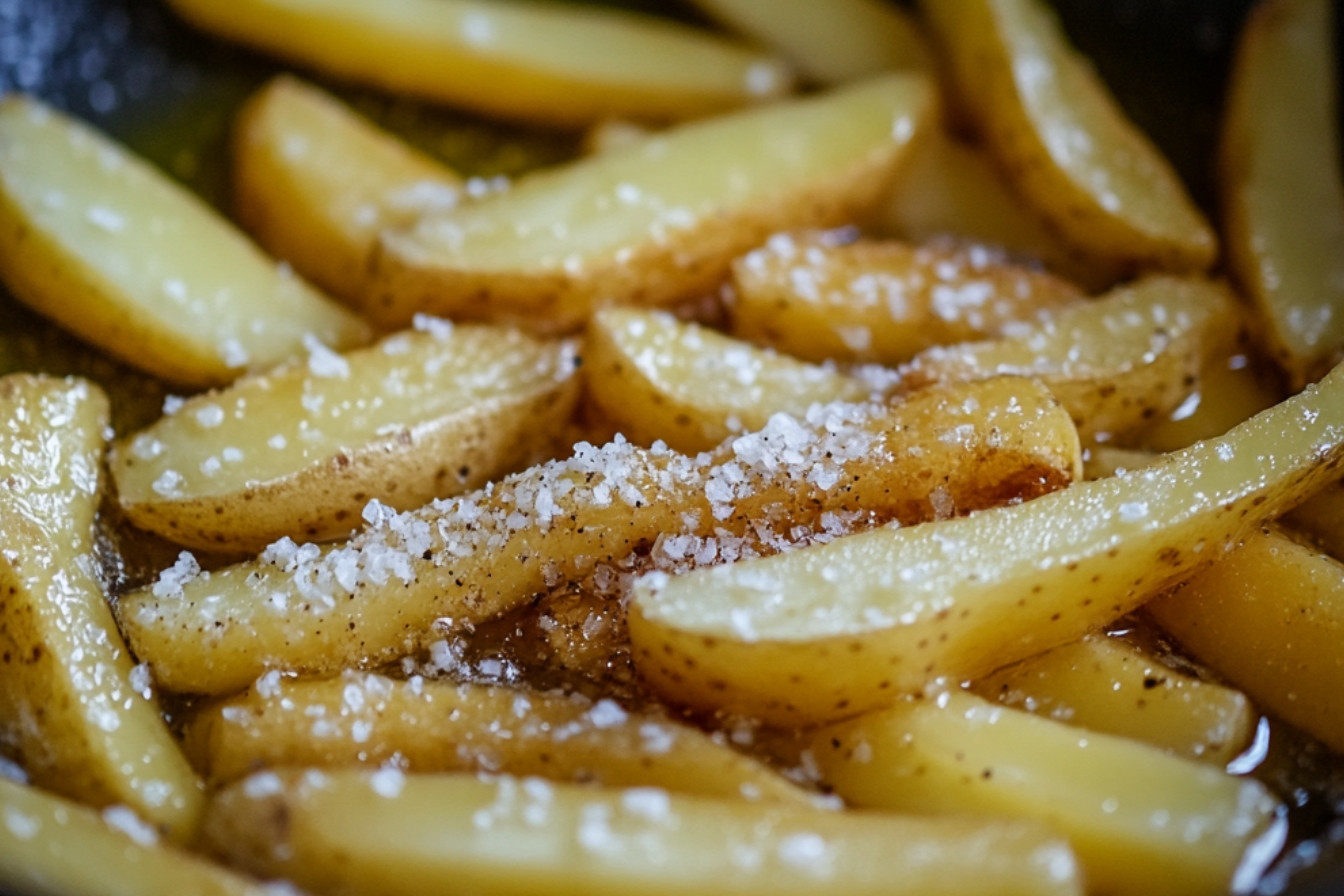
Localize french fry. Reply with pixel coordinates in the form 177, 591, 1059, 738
627, 357, 1344, 725
1220, 0, 1344, 388
366, 73, 935, 333
111, 323, 580, 552
0, 95, 370, 388
0, 375, 203, 840
920, 0, 1217, 274
119, 376, 1079, 695
795, 691, 1282, 896
583, 307, 871, 453
203, 768, 1083, 896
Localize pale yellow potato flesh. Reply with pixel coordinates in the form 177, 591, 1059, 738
896, 275, 1240, 443
971, 633, 1256, 765
584, 306, 871, 453
0, 95, 370, 388
1283, 480, 1344, 561
0, 776, 272, 896
1139, 349, 1282, 452
232, 75, 463, 309
183, 671, 811, 804
726, 230, 1082, 365
626, 357, 1344, 725
686, 0, 929, 85
1220, 0, 1344, 388
920, 0, 1216, 274
796, 691, 1282, 896
163, 0, 792, 127
367, 73, 935, 333
111, 324, 580, 552
0, 375, 203, 840
1148, 526, 1344, 754
119, 376, 1079, 695
203, 768, 1082, 896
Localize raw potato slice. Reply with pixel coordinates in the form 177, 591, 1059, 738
627, 356, 1344, 725
0, 95, 370, 388
0, 375, 203, 840
163, 0, 792, 127
920, 0, 1216, 274
232, 75, 462, 309
203, 769, 1083, 896
796, 691, 1281, 896
119, 376, 1080, 695
0, 776, 273, 896
368, 73, 935, 333
1220, 0, 1344, 388
183, 671, 811, 804
686, 0, 930, 85
896, 275, 1240, 443
1148, 526, 1344, 754
971, 633, 1256, 765
111, 324, 580, 552
584, 307, 871, 453
726, 230, 1082, 365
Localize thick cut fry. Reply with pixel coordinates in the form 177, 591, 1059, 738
686, 0, 929, 85
584, 307, 870, 453
367, 74, 934, 333
796, 691, 1282, 896
896, 275, 1240, 442
203, 769, 1082, 896
1148, 526, 1344, 754
111, 324, 579, 552
0, 95, 369, 388
183, 671, 810, 804
920, 0, 1216, 273
0, 375, 202, 839
119, 376, 1079, 695
232, 75, 462, 308
0, 777, 272, 896
726, 230, 1082, 365
164, 0, 791, 127
971, 633, 1256, 765
627, 358, 1344, 725
1220, 0, 1344, 388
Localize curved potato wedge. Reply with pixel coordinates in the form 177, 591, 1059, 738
367, 74, 935, 333
111, 323, 579, 551
0, 95, 370, 388
119, 376, 1079, 695
164, 0, 792, 127
584, 307, 871, 453
203, 769, 1082, 896
627, 357, 1344, 725
920, 0, 1216, 274
1220, 0, 1344, 388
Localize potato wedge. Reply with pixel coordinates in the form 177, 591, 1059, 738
1148, 526, 1344, 754
203, 768, 1082, 896
164, 0, 791, 127
971, 633, 1256, 765
896, 275, 1240, 443
686, 0, 929, 85
1138, 349, 1282, 452
1283, 480, 1344, 561
627, 356, 1344, 725
726, 230, 1082, 365
796, 691, 1281, 896
0, 375, 202, 839
111, 323, 580, 552
232, 75, 462, 309
367, 73, 935, 333
1220, 0, 1344, 388
584, 307, 870, 453
920, 0, 1216, 273
0, 776, 272, 896
0, 95, 370, 388
119, 376, 1079, 695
